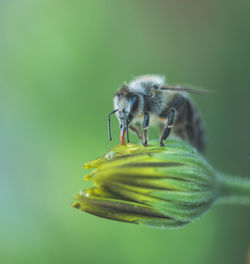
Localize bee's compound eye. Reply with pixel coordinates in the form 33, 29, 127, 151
130, 96, 139, 113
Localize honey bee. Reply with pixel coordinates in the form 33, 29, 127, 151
108, 75, 206, 152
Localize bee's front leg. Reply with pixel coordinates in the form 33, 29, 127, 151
129, 123, 143, 142
142, 112, 150, 146
160, 109, 175, 147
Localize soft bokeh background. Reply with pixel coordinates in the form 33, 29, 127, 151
1, 0, 250, 263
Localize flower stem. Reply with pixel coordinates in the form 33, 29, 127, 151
215, 173, 250, 206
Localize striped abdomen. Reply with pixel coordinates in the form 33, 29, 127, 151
160, 93, 206, 153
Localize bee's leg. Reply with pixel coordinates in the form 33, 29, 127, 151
160, 109, 175, 147
129, 124, 143, 142
142, 112, 150, 146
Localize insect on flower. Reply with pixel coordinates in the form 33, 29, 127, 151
108, 75, 207, 152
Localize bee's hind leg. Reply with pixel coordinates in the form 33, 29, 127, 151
160, 109, 175, 147
142, 112, 150, 146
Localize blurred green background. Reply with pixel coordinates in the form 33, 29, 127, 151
1, 0, 250, 263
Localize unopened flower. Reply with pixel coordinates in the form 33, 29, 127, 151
72, 139, 250, 229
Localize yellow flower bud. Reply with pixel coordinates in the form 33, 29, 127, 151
73, 139, 250, 228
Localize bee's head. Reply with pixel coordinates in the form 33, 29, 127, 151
111, 84, 140, 144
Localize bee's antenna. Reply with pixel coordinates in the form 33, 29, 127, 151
122, 110, 130, 143
108, 109, 118, 141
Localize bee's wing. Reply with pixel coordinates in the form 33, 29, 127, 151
160, 85, 212, 95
